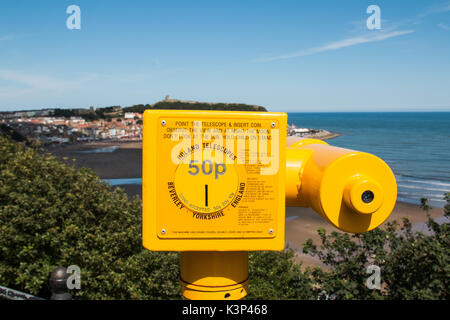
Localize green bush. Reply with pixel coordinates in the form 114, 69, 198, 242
248, 249, 314, 299
0, 134, 180, 299
124, 101, 267, 113
303, 193, 450, 300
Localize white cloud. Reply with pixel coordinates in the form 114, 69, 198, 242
255, 30, 415, 62
0, 70, 99, 102
0, 70, 77, 91
437, 23, 450, 30
419, 2, 450, 17
0, 34, 25, 42
430, 3, 450, 13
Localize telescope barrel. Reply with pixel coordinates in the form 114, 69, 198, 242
286, 139, 397, 233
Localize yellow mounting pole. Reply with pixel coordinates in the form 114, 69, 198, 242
180, 251, 249, 300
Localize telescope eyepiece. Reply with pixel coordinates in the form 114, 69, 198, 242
361, 190, 375, 204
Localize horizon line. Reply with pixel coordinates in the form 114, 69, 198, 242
1, 106, 450, 114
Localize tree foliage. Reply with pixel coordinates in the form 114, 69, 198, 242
152, 101, 267, 112
303, 194, 450, 300
124, 101, 267, 113
247, 250, 314, 300
0, 133, 180, 299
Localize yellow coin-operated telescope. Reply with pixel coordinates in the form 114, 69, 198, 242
142, 110, 397, 300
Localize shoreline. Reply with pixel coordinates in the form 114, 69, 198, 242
47, 140, 447, 204
45, 133, 342, 180
47, 141, 446, 208
43, 128, 340, 152
46, 140, 446, 268
45, 141, 446, 269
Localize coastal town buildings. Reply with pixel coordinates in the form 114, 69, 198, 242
0, 112, 143, 144
0, 100, 337, 145
1, 115, 335, 145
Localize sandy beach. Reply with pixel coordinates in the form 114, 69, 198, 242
47, 136, 336, 179
46, 141, 445, 268
45, 141, 143, 179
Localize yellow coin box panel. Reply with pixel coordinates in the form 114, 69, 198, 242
142, 110, 287, 251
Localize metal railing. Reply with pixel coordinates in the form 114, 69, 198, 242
0, 285, 45, 300
0, 267, 72, 300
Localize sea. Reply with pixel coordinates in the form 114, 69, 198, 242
287, 112, 450, 208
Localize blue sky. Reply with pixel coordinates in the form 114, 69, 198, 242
0, 0, 449, 112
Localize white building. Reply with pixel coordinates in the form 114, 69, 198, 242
124, 112, 135, 119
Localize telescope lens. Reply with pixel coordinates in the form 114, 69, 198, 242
361, 190, 374, 204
